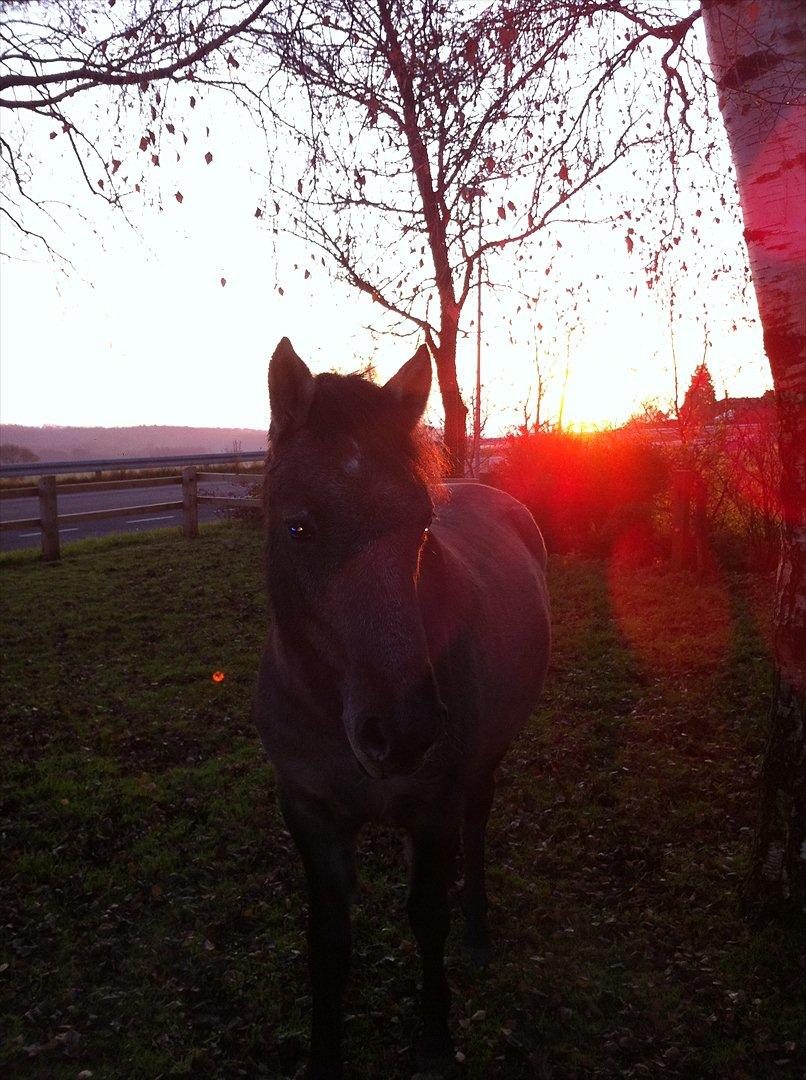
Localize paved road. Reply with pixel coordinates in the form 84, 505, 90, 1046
0, 477, 260, 553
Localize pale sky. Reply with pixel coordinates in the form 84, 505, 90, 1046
0, 19, 772, 436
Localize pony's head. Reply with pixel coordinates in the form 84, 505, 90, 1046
265, 337, 447, 778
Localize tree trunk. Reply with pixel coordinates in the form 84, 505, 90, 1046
378, 0, 469, 475
433, 312, 468, 476
702, 0, 806, 921
443, 378, 469, 478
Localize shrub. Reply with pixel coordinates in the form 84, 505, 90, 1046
671, 402, 781, 570
0, 443, 40, 464
493, 428, 670, 558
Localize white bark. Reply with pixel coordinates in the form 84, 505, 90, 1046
701, 0, 805, 917
702, 1, 805, 387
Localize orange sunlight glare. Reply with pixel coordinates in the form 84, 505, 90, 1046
561, 370, 637, 431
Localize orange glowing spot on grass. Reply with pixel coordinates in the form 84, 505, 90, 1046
212, 671, 225, 683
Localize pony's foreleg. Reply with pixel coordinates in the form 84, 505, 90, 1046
279, 789, 357, 1080
461, 770, 495, 968
406, 826, 459, 1075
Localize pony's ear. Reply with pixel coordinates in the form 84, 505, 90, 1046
268, 337, 314, 436
383, 344, 431, 430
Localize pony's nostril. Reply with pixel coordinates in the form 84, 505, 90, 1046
359, 715, 392, 763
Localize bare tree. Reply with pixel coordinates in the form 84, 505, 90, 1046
702, 0, 806, 921
257, 0, 703, 471
710, 398, 781, 566
532, 329, 549, 433
0, 1, 273, 258
555, 324, 576, 432
1, 1, 720, 474
518, 333, 550, 433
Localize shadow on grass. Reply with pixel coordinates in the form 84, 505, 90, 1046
1, 527, 802, 1078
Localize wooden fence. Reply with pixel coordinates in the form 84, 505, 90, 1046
0, 465, 262, 562
3, 452, 704, 570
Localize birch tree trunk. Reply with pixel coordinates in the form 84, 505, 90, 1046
701, 0, 806, 921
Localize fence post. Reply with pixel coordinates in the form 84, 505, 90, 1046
671, 468, 693, 571
182, 466, 198, 538
38, 475, 60, 562
693, 475, 708, 574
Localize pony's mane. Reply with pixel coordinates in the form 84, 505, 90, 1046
305, 371, 448, 491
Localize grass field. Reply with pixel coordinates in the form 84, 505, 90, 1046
1, 523, 803, 1079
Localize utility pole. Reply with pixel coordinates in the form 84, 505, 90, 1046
473, 194, 482, 479
557, 325, 574, 432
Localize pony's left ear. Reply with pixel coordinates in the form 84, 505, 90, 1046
268, 337, 314, 438
383, 344, 432, 430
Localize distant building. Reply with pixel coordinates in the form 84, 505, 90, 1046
627, 391, 775, 448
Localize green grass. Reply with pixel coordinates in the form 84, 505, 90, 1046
1, 524, 803, 1078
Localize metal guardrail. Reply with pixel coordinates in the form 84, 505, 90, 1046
0, 456, 264, 560
0, 450, 265, 478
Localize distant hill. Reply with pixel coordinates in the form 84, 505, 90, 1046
0, 424, 267, 463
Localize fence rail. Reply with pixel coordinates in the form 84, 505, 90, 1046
0, 454, 264, 561
0, 475, 185, 501
0, 450, 265, 478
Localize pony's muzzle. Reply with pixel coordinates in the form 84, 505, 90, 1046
351, 702, 446, 779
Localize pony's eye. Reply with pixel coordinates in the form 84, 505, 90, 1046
287, 521, 312, 540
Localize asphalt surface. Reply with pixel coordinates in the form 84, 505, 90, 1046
0, 477, 260, 553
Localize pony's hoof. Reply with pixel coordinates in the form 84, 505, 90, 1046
413, 1031, 458, 1078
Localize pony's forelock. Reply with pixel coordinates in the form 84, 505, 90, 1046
295, 370, 448, 492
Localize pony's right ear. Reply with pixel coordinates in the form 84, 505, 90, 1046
268, 337, 314, 437
383, 343, 432, 431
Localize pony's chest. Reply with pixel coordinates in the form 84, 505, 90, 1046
261, 718, 458, 827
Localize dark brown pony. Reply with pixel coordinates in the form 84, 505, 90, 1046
253, 338, 550, 1079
